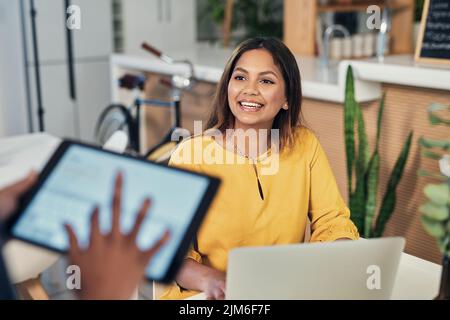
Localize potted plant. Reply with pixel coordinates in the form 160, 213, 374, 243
200, 0, 283, 46
419, 103, 450, 300
343, 66, 413, 238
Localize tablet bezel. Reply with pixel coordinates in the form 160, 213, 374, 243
5, 139, 220, 283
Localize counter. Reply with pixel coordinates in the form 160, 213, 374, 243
110, 42, 450, 104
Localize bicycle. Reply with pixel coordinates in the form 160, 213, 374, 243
95, 42, 198, 163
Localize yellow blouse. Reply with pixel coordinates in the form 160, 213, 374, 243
160, 127, 359, 300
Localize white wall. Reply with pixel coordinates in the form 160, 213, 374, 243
0, 0, 29, 137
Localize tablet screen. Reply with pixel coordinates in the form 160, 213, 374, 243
11, 142, 216, 282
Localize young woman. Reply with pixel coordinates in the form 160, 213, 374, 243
161, 37, 359, 300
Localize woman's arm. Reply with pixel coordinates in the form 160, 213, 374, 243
169, 140, 226, 299
176, 258, 226, 300
308, 137, 359, 242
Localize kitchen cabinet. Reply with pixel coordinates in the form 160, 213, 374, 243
122, 0, 196, 55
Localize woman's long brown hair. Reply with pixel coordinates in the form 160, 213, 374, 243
206, 37, 303, 150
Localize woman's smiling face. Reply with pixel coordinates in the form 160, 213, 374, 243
228, 48, 288, 130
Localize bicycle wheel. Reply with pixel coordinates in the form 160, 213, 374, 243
95, 104, 133, 148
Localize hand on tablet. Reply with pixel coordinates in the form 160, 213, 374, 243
0, 172, 37, 222
64, 172, 170, 300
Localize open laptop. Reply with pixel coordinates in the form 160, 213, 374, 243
222, 237, 405, 300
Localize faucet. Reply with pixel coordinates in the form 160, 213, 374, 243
320, 24, 351, 68
376, 7, 392, 62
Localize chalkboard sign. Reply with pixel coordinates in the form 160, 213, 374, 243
415, 0, 450, 65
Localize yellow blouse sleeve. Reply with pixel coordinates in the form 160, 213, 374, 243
307, 136, 359, 242
168, 138, 203, 262
185, 246, 202, 263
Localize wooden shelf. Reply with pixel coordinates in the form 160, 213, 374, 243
284, 0, 414, 56
318, 1, 386, 13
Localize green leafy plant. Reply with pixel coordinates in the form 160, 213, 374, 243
201, 0, 283, 43
419, 103, 450, 257
344, 66, 413, 238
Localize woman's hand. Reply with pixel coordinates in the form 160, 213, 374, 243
65, 172, 170, 300
201, 268, 226, 300
175, 258, 226, 300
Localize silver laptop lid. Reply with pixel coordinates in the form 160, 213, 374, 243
226, 237, 405, 300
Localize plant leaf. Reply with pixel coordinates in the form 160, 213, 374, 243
421, 215, 446, 238
352, 171, 367, 235
428, 103, 450, 126
424, 183, 450, 206
437, 235, 450, 255
349, 104, 370, 234
373, 132, 413, 237
419, 202, 449, 221
363, 96, 384, 238
365, 152, 380, 238
375, 93, 385, 151
418, 169, 447, 181
349, 194, 363, 234
344, 66, 356, 198
419, 137, 450, 150
422, 150, 443, 160
356, 106, 370, 178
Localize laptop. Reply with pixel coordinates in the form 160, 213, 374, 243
224, 237, 405, 300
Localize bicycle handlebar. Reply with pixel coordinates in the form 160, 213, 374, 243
141, 42, 174, 64
141, 42, 162, 57
141, 42, 196, 88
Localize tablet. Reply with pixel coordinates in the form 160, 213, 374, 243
6, 140, 220, 283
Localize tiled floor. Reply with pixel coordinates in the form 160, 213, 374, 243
39, 257, 154, 300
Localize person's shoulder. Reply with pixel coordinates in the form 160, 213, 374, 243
293, 126, 316, 140
174, 134, 215, 151
292, 126, 320, 152
169, 134, 215, 166
279, 126, 322, 165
